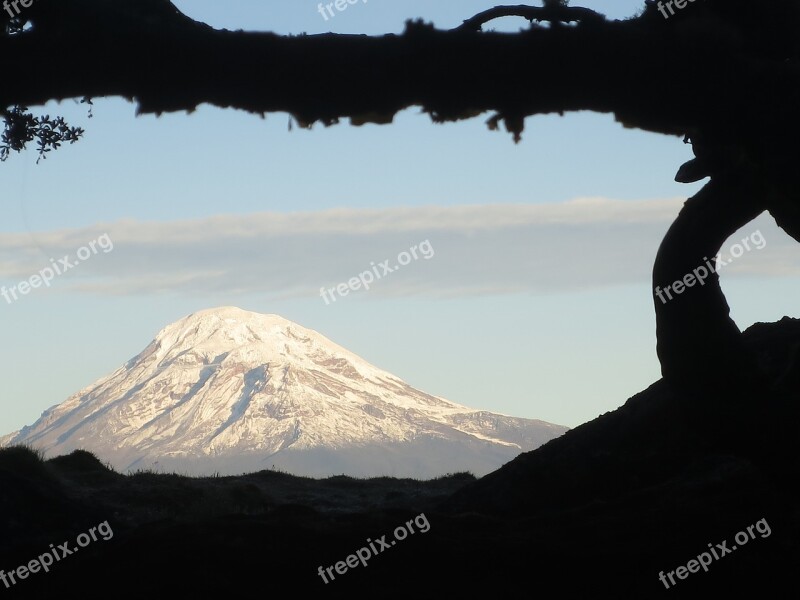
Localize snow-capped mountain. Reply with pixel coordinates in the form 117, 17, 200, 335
1, 307, 567, 478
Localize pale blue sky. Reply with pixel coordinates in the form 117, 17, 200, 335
2, 1, 799, 434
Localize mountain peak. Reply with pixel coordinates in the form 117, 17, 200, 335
157, 306, 299, 347
3, 308, 568, 478
145, 307, 364, 375
182, 306, 288, 324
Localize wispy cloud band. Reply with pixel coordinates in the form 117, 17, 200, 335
1, 198, 797, 300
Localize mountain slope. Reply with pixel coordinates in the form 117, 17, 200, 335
2, 307, 566, 477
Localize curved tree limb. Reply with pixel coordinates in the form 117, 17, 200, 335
454, 3, 605, 32
4, 0, 800, 392
652, 174, 767, 390
1, 0, 799, 152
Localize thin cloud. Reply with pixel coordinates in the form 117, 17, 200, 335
1, 199, 797, 300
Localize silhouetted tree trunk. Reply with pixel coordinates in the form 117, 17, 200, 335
652, 175, 765, 389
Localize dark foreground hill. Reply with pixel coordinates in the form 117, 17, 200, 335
2, 319, 799, 598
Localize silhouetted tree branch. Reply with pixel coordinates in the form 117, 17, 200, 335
454, 3, 604, 32
3, 0, 800, 390
2, 0, 799, 146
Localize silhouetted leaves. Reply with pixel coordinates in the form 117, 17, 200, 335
0, 105, 84, 163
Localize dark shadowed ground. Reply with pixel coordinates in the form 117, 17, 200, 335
2, 319, 799, 598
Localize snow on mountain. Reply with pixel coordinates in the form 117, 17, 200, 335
1, 307, 567, 478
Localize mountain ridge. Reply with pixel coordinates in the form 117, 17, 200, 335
2, 307, 567, 478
